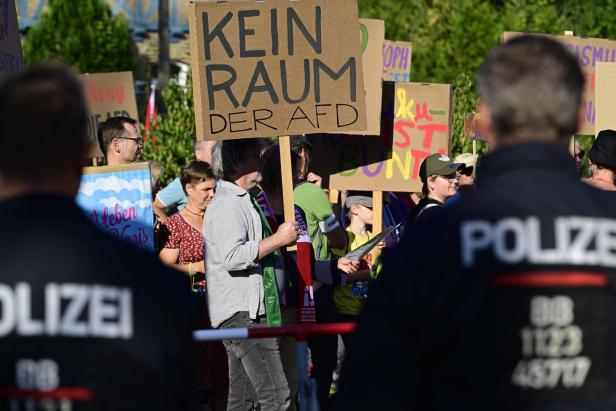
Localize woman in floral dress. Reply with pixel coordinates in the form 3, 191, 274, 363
159, 160, 228, 410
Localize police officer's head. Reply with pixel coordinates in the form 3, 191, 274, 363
0, 62, 91, 198
476, 35, 584, 147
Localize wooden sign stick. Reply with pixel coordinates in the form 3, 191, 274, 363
279, 136, 297, 251
372, 191, 383, 234
329, 188, 339, 204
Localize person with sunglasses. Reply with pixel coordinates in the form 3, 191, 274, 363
404, 153, 463, 231
97, 116, 144, 165
454, 153, 478, 193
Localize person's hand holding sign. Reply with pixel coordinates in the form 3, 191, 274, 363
338, 257, 360, 274
276, 221, 299, 246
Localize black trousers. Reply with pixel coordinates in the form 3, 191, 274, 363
308, 285, 339, 410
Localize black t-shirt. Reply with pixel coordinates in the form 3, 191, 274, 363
404, 197, 443, 232
0, 194, 199, 411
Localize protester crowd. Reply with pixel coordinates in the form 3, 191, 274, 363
2, 34, 616, 411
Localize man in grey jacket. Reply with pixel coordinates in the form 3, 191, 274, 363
204, 138, 298, 411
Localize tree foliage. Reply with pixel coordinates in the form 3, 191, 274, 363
359, 0, 616, 156
24, 0, 134, 73
141, 79, 195, 187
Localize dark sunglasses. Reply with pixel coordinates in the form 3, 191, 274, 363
575, 150, 585, 160
461, 167, 474, 176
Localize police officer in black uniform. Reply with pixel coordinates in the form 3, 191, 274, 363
338, 36, 616, 410
0, 64, 198, 410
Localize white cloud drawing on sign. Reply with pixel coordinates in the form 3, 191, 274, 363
98, 197, 151, 209
80, 176, 149, 196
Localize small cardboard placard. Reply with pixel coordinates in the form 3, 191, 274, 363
0, 0, 24, 82
80, 71, 139, 158
382, 40, 412, 82
353, 18, 384, 136
188, 0, 367, 140
310, 82, 452, 193
502, 32, 616, 136
595, 62, 616, 135
77, 162, 154, 251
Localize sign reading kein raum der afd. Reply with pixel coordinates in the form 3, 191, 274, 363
188, 0, 367, 140
77, 163, 154, 251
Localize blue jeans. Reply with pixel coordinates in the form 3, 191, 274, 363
220, 312, 291, 411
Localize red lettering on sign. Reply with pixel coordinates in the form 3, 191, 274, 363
418, 124, 448, 148
393, 119, 414, 148
415, 102, 433, 122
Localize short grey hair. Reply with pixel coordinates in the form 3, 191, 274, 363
210, 139, 262, 181
210, 141, 224, 179
477, 35, 584, 142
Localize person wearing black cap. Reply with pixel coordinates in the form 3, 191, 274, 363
290, 134, 323, 186
584, 129, 616, 191
404, 153, 463, 231
339, 35, 616, 411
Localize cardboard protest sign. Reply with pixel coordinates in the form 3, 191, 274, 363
188, 0, 367, 140
77, 162, 154, 251
310, 82, 452, 192
0, 0, 24, 82
353, 19, 384, 136
80, 72, 139, 157
382, 40, 412, 82
502, 32, 616, 135
595, 62, 616, 135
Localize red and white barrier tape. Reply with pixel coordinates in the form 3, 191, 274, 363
193, 322, 356, 341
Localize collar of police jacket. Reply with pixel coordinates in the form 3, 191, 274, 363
476, 142, 577, 188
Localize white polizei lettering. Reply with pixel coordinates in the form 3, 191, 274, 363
45, 283, 60, 336
59, 284, 90, 337
16, 283, 44, 336
0, 284, 15, 336
119, 288, 133, 338
0, 282, 134, 338
567, 217, 598, 265
461, 216, 616, 268
527, 217, 559, 264
493, 218, 526, 264
554, 216, 571, 263
598, 219, 616, 266
89, 285, 120, 338
461, 220, 492, 266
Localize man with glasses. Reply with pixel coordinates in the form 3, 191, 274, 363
0, 62, 199, 411
97, 116, 143, 165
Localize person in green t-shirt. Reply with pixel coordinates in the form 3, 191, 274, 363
293, 165, 353, 410
294, 182, 348, 265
